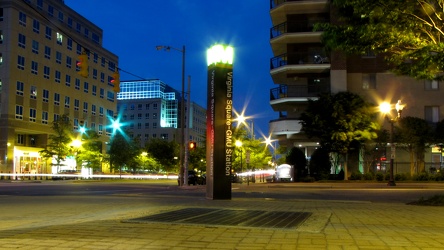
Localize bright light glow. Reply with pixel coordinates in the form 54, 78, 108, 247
379, 102, 391, 114
207, 44, 234, 66
71, 139, 82, 148
79, 126, 86, 134
395, 100, 405, 112
235, 140, 243, 147
112, 119, 121, 130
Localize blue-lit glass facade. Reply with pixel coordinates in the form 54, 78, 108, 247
116, 79, 182, 147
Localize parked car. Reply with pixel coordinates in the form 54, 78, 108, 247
53, 169, 80, 180
188, 170, 197, 185
197, 174, 206, 185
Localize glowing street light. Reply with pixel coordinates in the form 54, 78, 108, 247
235, 140, 243, 173
379, 100, 406, 186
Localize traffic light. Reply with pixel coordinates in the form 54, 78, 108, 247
77, 52, 89, 78
111, 70, 120, 92
189, 141, 197, 150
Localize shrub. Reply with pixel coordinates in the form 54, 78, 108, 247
395, 173, 409, 181
375, 172, 384, 181
362, 172, 374, 180
349, 171, 363, 180
413, 172, 431, 181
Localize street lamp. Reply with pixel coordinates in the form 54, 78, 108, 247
156, 45, 186, 186
235, 113, 255, 139
380, 100, 406, 186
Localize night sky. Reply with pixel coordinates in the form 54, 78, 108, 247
64, 0, 276, 139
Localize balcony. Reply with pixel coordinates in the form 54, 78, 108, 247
270, 52, 330, 83
270, 83, 330, 110
269, 118, 303, 137
270, 0, 330, 25
270, 21, 326, 55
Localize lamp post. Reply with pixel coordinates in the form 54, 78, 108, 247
380, 100, 405, 186
236, 113, 255, 139
156, 45, 186, 186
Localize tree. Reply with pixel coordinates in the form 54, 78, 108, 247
76, 130, 103, 172
39, 114, 73, 172
309, 147, 332, 180
145, 139, 178, 173
108, 131, 141, 173
317, 0, 444, 80
396, 116, 433, 174
300, 92, 379, 177
286, 147, 307, 181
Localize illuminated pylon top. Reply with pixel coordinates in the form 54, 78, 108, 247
207, 44, 234, 66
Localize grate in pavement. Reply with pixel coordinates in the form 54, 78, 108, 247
127, 208, 312, 230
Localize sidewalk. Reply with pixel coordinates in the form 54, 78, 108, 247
1, 182, 444, 249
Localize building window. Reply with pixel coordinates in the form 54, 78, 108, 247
67, 38, 72, 50
43, 89, 49, 102
92, 104, 96, 115
42, 111, 48, 124
92, 85, 97, 96
153, 122, 157, 129
55, 70, 61, 83
145, 113, 149, 119
83, 102, 88, 113
362, 73, 376, 89
145, 123, 149, 128
56, 51, 62, 64
18, 34, 26, 48
65, 75, 71, 86
19, 12, 26, 26
17, 134, 25, 145
64, 96, 70, 108
425, 106, 440, 123
44, 46, 51, 59
32, 40, 39, 53
37, 0, 43, 10
43, 66, 50, 79
30, 85, 37, 99
76, 23, 81, 33
425, 80, 439, 90
74, 99, 79, 111
56, 32, 63, 45
45, 26, 52, 40
33, 19, 40, 33
99, 107, 104, 117
93, 69, 97, 79
76, 44, 81, 54
16, 81, 24, 96
29, 108, 36, 122
98, 124, 103, 135
31, 61, 38, 75
100, 88, 104, 98
161, 134, 168, 140
66, 56, 72, 68
53, 114, 60, 122
47, 5, 54, 16
84, 82, 89, 93
100, 72, 105, 83
15, 105, 23, 119
75, 79, 80, 90
93, 53, 98, 63
17, 55, 25, 70
58, 11, 64, 22
138, 113, 142, 119
54, 93, 60, 106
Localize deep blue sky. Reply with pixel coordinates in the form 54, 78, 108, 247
64, 0, 276, 139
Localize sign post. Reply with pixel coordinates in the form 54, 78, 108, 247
206, 44, 234, 200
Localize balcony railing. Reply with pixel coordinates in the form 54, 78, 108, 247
270, 21, 327, 39
270, 83, 330, 101
270, 0, 307, 9
270, 52, 329, 70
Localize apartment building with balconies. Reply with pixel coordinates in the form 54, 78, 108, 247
269, 0, 444, 172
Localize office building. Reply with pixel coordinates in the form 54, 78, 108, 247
116, 79, 206, 147
0, 0, 118, 174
